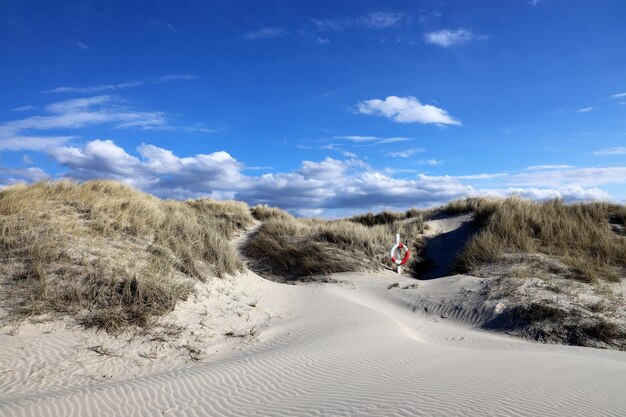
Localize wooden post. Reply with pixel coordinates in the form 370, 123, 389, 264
396, 233, 401, 275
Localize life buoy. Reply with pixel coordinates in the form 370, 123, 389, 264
390, 242, 410, 265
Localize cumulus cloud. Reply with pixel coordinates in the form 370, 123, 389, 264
594, 147, 626, 156
43, 139, 471, 209
424, 29, 475, 47
483, 186, 611, 202
357, 96, 461, 125
42, 74, 196, 94
39, 140, 621, 216
47, 140, 245, 199
243, 27, 288, 40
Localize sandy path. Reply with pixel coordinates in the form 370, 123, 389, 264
421, 213, 475, 279
2, 270, 625, 417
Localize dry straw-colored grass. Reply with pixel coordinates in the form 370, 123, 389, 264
0, 180, 253, 332
243, 207, 425, 279
443, 197, 626, 282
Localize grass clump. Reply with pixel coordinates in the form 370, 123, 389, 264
349, 209, 424, 227
243, 207, 426, 279
250, 204, 293, 221
446, 197, 626, 283
0, 180, 253, 332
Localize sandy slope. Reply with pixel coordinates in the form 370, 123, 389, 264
1, 269, 626, 417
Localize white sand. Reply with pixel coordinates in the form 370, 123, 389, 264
1, 269, 626, 416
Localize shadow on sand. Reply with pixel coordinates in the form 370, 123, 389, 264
416, 218, 477, 280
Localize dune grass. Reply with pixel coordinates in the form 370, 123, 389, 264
4, 179, 623, 344
243, 207, 425, 279
0, 180, 253, 332
250, 204, 293, 221
442, 197, 626, 283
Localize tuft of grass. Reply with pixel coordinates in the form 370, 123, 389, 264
250, 204, 293, 221
0, 180, 253, 332
349, 209, 424, 227
447, 197, 626, 283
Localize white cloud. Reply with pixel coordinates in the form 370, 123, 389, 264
378, 137, 412, 144
293, 208, 325, 217
321, 144, 359, 158
341, 150, 358, 158
418, 159, 442, 166
453, 166, 626, 189
243, 27, 288, 41
609, 92, 626, 99
458, 173, 508, 180
0, 167, 48, 187
77, 42, 89, 50
0, 96, 178, 151
40, 140, 622, 216
525, 164, 574, 170
0, 95, 166, 138
594, 147, 626, 156
313, 12, 404, 32
0, 135, 74, 151
357, 96, 461, 125
41, 139, 472, 209
385, 147, 425, 158
577, 107, 594, 113
332, 135, 411, 144
151, 20, 175, 32
359, 12, 405, 29
483, 186, 611, 202
424, 29, 475, 47
12, 105, 36, 112
500, 167, 626, 188
47, 140, 245, 198
42, 74, 196, 94
333, 135, 378, 142
528, 0, 543, 6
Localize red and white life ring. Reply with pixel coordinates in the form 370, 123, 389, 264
390, 242, 410, 265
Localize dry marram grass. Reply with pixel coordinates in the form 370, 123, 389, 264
243, 207, 426, 279
442, 197, 626, 282
0, 180, 253, 332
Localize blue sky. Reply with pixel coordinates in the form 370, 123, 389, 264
1, 0, 625, 217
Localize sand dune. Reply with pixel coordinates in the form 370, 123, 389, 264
2, 269, 626, 416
